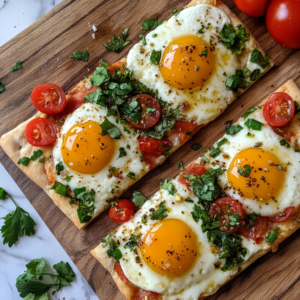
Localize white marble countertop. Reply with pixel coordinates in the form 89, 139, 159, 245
0, 164, 99, 300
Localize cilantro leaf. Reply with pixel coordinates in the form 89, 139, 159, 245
18, 157, 30, 166
145, 107, 157, 114
266, 226, 280, 244
100, 59, 110, 68
150, 50, 161, 65
245, 118, 262, 131
225, 69, 251, 91
225, 124, 243, 136
122, 28, 129, 38
219, 24, 249, 55
0, 82, 5, 93
250, 49, 270, 69
30, 150, 43, 161
55, 162, 64, 175
70, 50, 89, 61
50, 181, 67, 196
124, 234, 139, 251
139, 34, 146, 46
107, 239, 122, 260
192, 143, 202, 151
177, 160, 184, 170
132, 191, 146, 208
237, 164, 252, 177
226, 205, 242, 226
100, 118, 122, 139
247, 212, 259, 228
150, 202, 168, 220
141, 18, 158, 30
160, 179, 177, 195
121, 98, 141, 122
250, 69, 262, 81
198, 25, 205, 34
279, 139, 290, 148
104, 30, 131, 53
118, 147, 127, 158
199, 49, 208, 57
11, 61, 23, 72
76, 189, 96, 223
242, 107, 257, 119
127, 172, 136, 180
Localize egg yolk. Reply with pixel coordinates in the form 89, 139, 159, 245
61, 120, 115, 174
140, 219, 197, 276
159, 35, 215, 90
227, 148, 284, 201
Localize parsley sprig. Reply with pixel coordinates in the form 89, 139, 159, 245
104, 28, 131, 53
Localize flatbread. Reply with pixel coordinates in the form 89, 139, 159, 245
91, 79, 300, 300
0, 0, 272, 229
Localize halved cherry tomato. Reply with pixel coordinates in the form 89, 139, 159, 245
31, 83, 67, 115
234, 0, 270, 17
25, 118, 58, 147
125, 95, 161, 129
209, 197, 244, 234
114, 262, 128, 284
175, 121, 198, 134
178, 163, 207, 188
266, 0, 300, 49
135, 290, 161, 300
142, 152, 162, 170
240, 216, 273, 244
263, 92, 295, 127
62, 95, 85, 115
138, 136, 172, 155
269, 206, 295, 222
108, 199, 135, 224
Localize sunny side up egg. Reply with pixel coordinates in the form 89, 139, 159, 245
202, 107, 300, 216
127, 4, 263, 125
52, 103, 149, 214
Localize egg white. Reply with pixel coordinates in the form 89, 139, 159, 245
127, 4, 248, 125
52, 103, 149, 214
200, 108, 300, 216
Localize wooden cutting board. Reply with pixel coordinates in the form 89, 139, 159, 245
1, 0, 300, 299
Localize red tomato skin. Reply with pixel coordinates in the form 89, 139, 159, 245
142, 152, 162, 170
266, 0, 300, 49
25, 118, 58, 147
209, 197, 244, 234
31, 83, 67, 115
114, 262, 128, 284
125, 94, 161, 129
134, 290, 161, 300
175, 121, 198, 134
138, 136, 172, 155
269, 206, 295, 222
108, 199, 135, 224
234, 0, 270, 17
263, 92, 295, 127
178, 163, 208, 188
240, 216, 273, 244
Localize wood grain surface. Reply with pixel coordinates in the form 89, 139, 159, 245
1, 0, 300, 299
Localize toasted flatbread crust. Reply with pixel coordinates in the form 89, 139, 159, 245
0, 0, 272, 230
91, 79, 300, 300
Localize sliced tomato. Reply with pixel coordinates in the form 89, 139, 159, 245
209, 197, 244, 234
25, 118, 58, 147
31, 83, 67, 115
114, 262, 128, 284
125, 95, 161, 129
135, 290, 161, 300
138, 136, 172, 155
175, 121, 197, 134
178, 163, 207, 188
108, 199, 134, 224
263, 92, 295, 127
240, 216, 273, 244
234, 0, 270, 17
142, 152, 162, 170
269, 206, 295, 222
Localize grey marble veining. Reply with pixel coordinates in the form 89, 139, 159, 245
0, 0, 63, 46
0, 164, 99, 300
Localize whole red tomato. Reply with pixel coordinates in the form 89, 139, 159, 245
234, 0, 270, 17
266, 0, 300, 49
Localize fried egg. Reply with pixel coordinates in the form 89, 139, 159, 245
200, 108, 300, 216
127, 4, 258, 125
52, 103, 149, 214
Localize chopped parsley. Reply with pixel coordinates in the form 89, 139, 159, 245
177, 160, 184, 171
141, 18, 158, 30
127, 172, 136, 180
246, 212, 259, 228
118, 147, 127, 158
75, 188, 96, 223
150, 50, 162, 65
17, 157, 30, 166
100, 118, 122, 139
226, 205, 243, 227
65, 175, 72, 182
192, 143, 202, 151
56, 162, 64, 175
121, 98, 142, 121
107, 239, 122, 261
160, 179, 177, 195
250, 69, 262, 81
18, 150, 44, 166
0, 82, 5, 93
124, 234, 140, 251
70, 50, 89, 61
250, 49, 270, 69
101, 230, 114, 247
219, 24, 249, 55
225, 124, 243, 136
139, 34, 146, 46
294, 101, 300, 115
145, 107, 157, 114
266, 226, 280, 244
199, 49, 208, 57
150, 202, 168, 220
132, 191, 146, 208
100, 59, 110, 67
225, 69, 251, 91
245, 118, 262, 131
11, 61, 23, 72
237, 164, 251, 177
279, 139, 290, 148
50, 181, 67, 196
198, 25, 205, 34
104, 29, 131, 53
242, 107, 257, 119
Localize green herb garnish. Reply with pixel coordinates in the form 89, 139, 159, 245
150, 50, 161, 65
250, 49, 270, 69
141, 18, 158, 30
150, 202, 168, 220
132, 191, 146, 208
160, 179, 177, 195
70, 50, 89, 61
11, 61, 23, 72
245, 118, 262, 131
237, 164, 251, 177
104, 29, 131, 53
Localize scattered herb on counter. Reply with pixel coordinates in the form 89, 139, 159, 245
141, 18, 158, 30
70, 50, 89, 61
177, 160, 184, 171
11, 61, 23, 72
100, 59, 110, 68
104, 29, 131, 53
0, 82, 5, 93
0, 188, 36, 247
132, 191, 147, 208
192, 143, 202, 151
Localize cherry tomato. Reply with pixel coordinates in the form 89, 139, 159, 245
263, 92, 295, 127
138, 136, 172, 155
114, 262, 128, 284
234, 0, 270, 17
108, 199, 134, 224
209, 197, 244, 234
266, 0, 300, 49
175, 121, 198, 134
269, 206, 295, 222
240, 216, 273, 244
31, 83, 67, 115
142, 152, 162, 170
135, 290, 161, 300
25, 118, 58, 147
125, 95, 161, 129
178, 163, 208, 188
